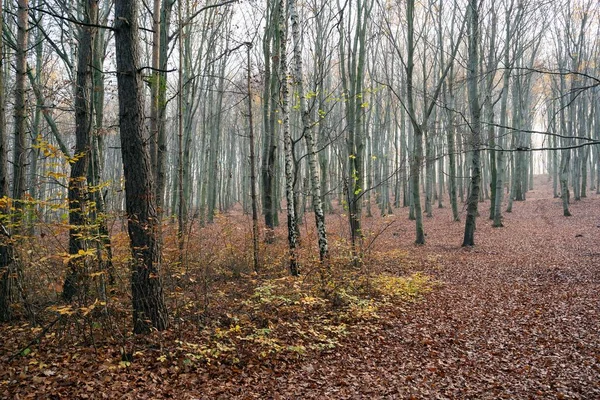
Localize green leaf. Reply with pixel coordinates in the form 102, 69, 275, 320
21, 348, 31, 356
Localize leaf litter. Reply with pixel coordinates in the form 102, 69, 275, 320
1, 176, 599, 399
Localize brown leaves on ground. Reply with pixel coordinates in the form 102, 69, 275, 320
1, 176, 599, 398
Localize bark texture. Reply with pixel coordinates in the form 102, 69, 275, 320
278, 0, 299, 276
115, 0, 168, 333
12, 0, 29, 218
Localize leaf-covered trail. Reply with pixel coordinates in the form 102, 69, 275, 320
202, 183, 600, 399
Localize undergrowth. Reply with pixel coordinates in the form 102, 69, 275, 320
1, 213, 437, 372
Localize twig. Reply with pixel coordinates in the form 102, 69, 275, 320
8, 316, 62, 362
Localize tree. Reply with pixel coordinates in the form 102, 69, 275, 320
278, 0, 299, 276
12, 0, 29, 226
0, 0, 16, 322
462, 0, 481, 247
383, 0, 466, 244
114, 0, 168, 333
63, 0, 99, 301
247, 43, 260, 273
493, 0, 519, 228
261, 0, 282, 242
155, 0, 175, 214
337, 0, 373, 258
289, 0, 329, 264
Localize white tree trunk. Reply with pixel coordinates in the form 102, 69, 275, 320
289, 0, 328, 263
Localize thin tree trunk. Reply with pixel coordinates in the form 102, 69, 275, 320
247, 44, 259, 273
156, 0, 175, 214
462, 0, 481, 247
261, 3, 280, 241
27, 2, 44, 235
90, 0, 115, 285
0, 0, 16, 322
406, 0, 424, 244
63, 0, 98, 301
149, 0, 161, 187
278, 0, 299, 276
12, 0, 29, 226
493, 12, 513, 227
444, 72, 459, 221
177, 0, 185, 265
290, 0, 328, 264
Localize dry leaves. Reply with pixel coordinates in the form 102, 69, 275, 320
1, 176, 599, 398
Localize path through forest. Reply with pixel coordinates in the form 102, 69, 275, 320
199, 177, 600, 399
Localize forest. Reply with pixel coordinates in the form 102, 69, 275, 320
0, 0, 599, 398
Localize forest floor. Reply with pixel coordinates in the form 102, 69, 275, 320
1, 176, 599, 399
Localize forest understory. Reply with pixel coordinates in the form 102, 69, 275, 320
1, 175, 599, 399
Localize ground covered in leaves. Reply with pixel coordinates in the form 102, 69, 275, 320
1, 177, 599, 399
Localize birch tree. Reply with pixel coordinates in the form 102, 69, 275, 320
289, 0, 329, 263
278, 0, 299, 275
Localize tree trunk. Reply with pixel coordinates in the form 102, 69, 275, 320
338, 0, 372, 259
149, 0, 161, 190
425, 130, 433, 218
560, 149, 572, 216
115, 0, 168, 333
485, 8, 498, 219
290, 0, 328, 264
12, 0, 29, 225
90, 0, 115, 285
462, 0, 481, 247
493, 7, 514, 227
444, 72, 459, 221
63, 0, 98, 302
0, 0, 16, 322
156, 0, 175, 214
406, 0, 424, 244
261, 2, 280, 241
247, 45, 259, 273
278, 0, 299, 276
27, 2, 45, 235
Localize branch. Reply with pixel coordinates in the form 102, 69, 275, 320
29, 5, 155, 33
481, 121, 598, 142
29, 6, 115, 31
507, 66, 600, 84
26, 69, 72, 159
8, 316, 62, 362
138, 66, 177, 74
483, 141, 600, 152
186, 0, 239, 24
